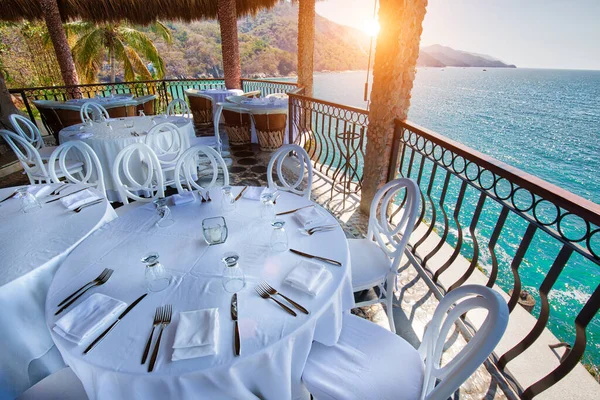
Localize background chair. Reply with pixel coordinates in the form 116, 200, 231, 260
250, 108, 287, 151
302, 285, 509, 400
33, 100, 81, 142
17, 367, 87, 400
214, 103, 252, 147
267, 144, 313, 199
349, 178, 420, 332
174, 145, 229, 194
112, 142, 165, 204
144, 122, 186, 187
134, 94, 157, 116
48, 141, 106, 197
80, 102, 109, 123
185, 89, 214, 127
166, 98, 191, 119
0, 130, 82, 185
9, 114, 57, 160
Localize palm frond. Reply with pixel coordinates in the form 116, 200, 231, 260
71, 28, 106, 83
118, 27, 166, 78
124, 46, 153, 80
149, 21, 173, 44
112, 39, 136, 81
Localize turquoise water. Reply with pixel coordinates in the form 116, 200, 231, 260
313, 68, 600, 366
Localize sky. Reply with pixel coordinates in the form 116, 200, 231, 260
315, 0, 600, 70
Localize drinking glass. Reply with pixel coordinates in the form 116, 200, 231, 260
124, 119, 135, 129
260, 189, 277, 222
16, 187, 42, 214
221, 252, 245, 293
221, 186, 236, 213
202, 216, 228, 245
141, 252, 170, 292
153, 197, 174, 227
270, 220, 288, 252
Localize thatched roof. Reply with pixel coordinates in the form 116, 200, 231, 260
0, 0, 279, 24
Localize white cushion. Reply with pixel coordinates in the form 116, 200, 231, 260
39, 146, 58, 160
303, 314, 424, 400
17, 367, 87, 400
348, 238, 391, 290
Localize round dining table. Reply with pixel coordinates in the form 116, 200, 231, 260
59, 116, 195, 202
186, 88, 244, 117
65, 94, 135, 106
45, 187, 354, 400
235, 97, 294, 145
0, 184, 116, 399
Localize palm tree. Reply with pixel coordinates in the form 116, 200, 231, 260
65, 21, 172, 83
297, 0, 316, 97
217, 0, 242, 89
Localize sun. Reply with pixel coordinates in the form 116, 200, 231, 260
362, 19, 380, 37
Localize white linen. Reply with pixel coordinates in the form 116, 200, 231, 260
58, 116, 195, 202
0, 184, 116, 399
27, 185, 52, 198
284, 261, 333, 297
60, 189, 101, 210
242, 186, 265, 200
171, 191, 196, 206
45, 188, 354, 400
294, 206, 326, 228
53, 294, 126, 344
172, 309, 220, 361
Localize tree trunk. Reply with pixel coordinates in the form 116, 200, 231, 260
359, 0, 428, 214
217, 0, 242, 90
0, 74, 20, 130
40, 0, 81, 97
110, 42, 116, 84
297, 0, 316, 97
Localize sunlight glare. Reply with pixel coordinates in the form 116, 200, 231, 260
362, 19, 380, 37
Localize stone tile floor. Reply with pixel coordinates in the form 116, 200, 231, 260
0, 127, 511, 399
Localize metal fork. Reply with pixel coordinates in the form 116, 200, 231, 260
55, 269, 114, 315
148, 304, 172, 372
301, 225, 337, 236
206, 190, 212, 202
141, 307, 163, 364
73, 199, 104, 213
51, 183, 69, 196
259, 282, 309, 314
200, 190, 207, 203
56, 268, 111, 307
255, 286, 296, 317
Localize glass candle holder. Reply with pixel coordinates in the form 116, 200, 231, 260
202, 216, 228, 245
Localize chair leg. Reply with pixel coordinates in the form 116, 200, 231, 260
385, 274, 396, 333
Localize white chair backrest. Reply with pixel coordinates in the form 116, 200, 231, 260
267, 144, 313, 199
80, 102, 109, 123
145, 122, 186, 167
419, 285, 509, 400
0, 129, 47, 183
9, 114, 44, 150
265, 93, 288, 100
48, 141, 106, 195
175, 145, 230, 194
367, 178, 420, 270
112, 143, 165, 204
166, 99, 191, 119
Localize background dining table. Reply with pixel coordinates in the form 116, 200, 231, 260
45, 187, 354, 400
0, 184, 116, 399
186, 88, 244, 117
58, 115, 195, 202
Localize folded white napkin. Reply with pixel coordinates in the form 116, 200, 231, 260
60, 189, 101, 210
53, 293, 126, 344
293, 206, 326, 228
171, 191, 195, 206
27, 185, 52, 198
242, 186, 266, 200
172, 309, 220, 361
74, 132, 94, 139
284, 260, 332, 296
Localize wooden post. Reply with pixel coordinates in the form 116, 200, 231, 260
360, 0, 428, 214
297, 0, 315, 97
217, 0, 242, 90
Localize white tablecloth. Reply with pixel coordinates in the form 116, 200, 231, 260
186, 89, 244, 117
66, 94, 135, 106
0, 184, 117, 399
58, 116, 195, 202
45, 188, 353, 400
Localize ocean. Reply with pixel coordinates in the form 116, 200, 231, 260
312, 68, 600, 366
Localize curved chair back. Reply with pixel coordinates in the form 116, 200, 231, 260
166, 99, 191, 119
112, 143, 165, 204
80, 102, 109, 123
214, 103, 251, 146
250, 108, 288, 151
265, 93, 289, 100
0, 129, 47, 184
48, 141, 106, 195
186, 92, 214, 125
267, 144, 313, 199
419, 285, 509, 400
175, 145, 229, 194
367, 178, 420, 271
241, 90, 261, 98
9, 114, 44, 150
145, 122, 186, 169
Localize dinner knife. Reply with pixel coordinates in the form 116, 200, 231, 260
289, 248, 342, 267
234, 186, 248, 201
0, 191, 17, 203
83, 293, 148, 354
45, 187, 88, 203
231, 293, 241, 356
275, 204, 313, 216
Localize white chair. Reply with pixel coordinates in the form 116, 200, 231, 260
267, 144, 313, 199
174, 145, 230, 194
0, 130, 83, 185
17, 367, 87, 400
166, 98, 191, 119
303, 285, 509, 400
112, 143, 165, 204
144, 122, 186, 186
9, 114, 57, 160
48, 141, 106, 196
80, 102, 109, 123
350, 178, 420, 332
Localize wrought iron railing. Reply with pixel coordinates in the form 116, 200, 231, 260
390, 119, 600, 398
289, 92, 368, 202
